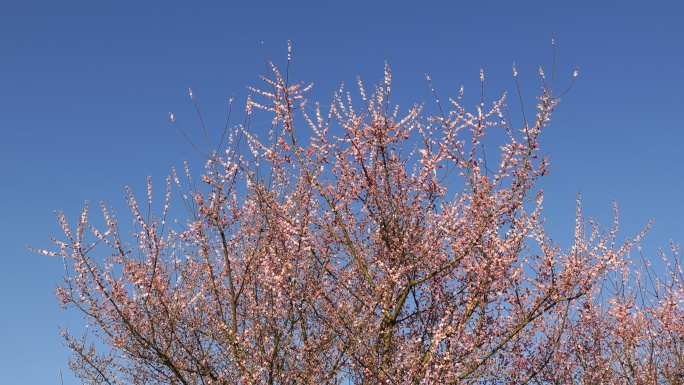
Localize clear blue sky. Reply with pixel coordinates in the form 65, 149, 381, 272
1, 1, 682, 383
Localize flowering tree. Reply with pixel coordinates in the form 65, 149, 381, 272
35, 46, 656, 384
551, 243, 684, 384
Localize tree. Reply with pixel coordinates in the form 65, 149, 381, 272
35, 45, 655, 384
555, 243, 684, 384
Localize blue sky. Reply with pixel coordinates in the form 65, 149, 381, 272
1, 1, 682, 383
